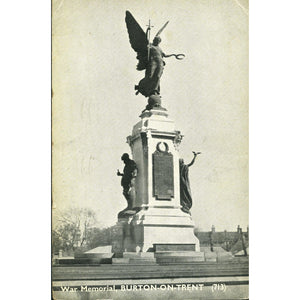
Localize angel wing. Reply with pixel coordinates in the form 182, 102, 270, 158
125, 11, 148, 71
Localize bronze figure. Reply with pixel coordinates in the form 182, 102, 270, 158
117, 153, 137, 218
125, 11, 185, 109
179, 151, 201, 214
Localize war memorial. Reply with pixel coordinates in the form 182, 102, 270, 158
52, 10, 249, 300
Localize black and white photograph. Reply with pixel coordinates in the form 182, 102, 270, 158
51, 1, 249, 299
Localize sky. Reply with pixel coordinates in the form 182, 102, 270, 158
52, 0, 248, 231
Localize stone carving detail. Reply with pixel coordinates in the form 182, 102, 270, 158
173, 131, 183, 150
126, 135, 133, 147
140, 131, 149, 155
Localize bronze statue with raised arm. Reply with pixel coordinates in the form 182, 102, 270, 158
179, 151, 201, 214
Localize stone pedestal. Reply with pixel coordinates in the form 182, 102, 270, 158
114, 108, 200, 253
111, 217, 136, 256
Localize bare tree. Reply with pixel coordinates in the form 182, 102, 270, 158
52, 207, 96, 253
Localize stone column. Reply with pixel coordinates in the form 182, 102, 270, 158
125, 108, 200, 252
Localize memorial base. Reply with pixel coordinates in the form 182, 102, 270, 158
112, 206, 200, 254
133, 207, 200, 252
112, 107, 201, 257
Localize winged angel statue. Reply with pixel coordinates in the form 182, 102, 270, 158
125, 11, 185, 110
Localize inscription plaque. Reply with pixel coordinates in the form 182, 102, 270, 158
152, 150, 174, 200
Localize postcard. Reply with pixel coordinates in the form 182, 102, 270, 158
52, 1, 249, 299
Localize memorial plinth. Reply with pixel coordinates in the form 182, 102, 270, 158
113, 108, 200, 254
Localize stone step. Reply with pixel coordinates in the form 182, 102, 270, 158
74, 253, 113, 259
154, 243, 195, 252
54, 264, 247, 273
154, 251, 233, 263
56, 258, 104, 265
154, 251, 205, 264
123, 252, 155, 259
129, 259, 157, 265
200, 246, 229, 253
123, 252, 140, 259
217, 255, 235, 262
204, 252, 217, 262
112, 252, 157, 265
56, 253, 233, 265
155, 251, 204, 257
53, 260, 249, 280
112, 258, 130, 264
156, 256, 205, 264
129, 257, 156, 262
